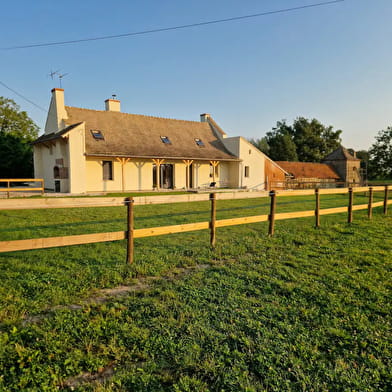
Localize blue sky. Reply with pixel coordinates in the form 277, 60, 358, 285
1, 0, 391, 151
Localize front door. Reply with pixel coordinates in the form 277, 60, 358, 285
153, 164, 174, 189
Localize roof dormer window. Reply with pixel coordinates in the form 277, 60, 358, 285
91, 130, 104, 140
195, 138, 205, 147
160, 136, 171, 144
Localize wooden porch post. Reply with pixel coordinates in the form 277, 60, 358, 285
116, 157, 131, 192
182, 160, 193, 189
152, 159, 165, 190
210, 160, 220, 183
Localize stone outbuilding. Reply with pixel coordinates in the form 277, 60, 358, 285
323, 146, 362, 185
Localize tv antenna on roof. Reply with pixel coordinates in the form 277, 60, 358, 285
58, 73, 69, 88
48, 69, 61, 80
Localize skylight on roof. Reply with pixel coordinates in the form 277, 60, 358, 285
195, 138, 205, 147
160, 136, 171, 144
91, 130, 104, 140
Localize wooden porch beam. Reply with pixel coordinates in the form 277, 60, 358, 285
116, 157, 131, 192
182, 160, 194, 189
209, 160, 220, 182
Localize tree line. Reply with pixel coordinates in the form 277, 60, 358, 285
0, 96, 391, 180
250, 117, 392, 180
0, 97, 38, 178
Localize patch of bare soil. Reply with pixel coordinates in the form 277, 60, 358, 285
22, 264, 210, 326
61, 362, 116, 390
58, 264, 210, 389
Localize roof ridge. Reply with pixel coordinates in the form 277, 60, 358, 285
65, 106, 205, 125
206, 116, 227, 136
323, 145, 359, 161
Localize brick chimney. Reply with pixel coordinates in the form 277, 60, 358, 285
105, 98, 121, 112
200, 112, 227, 139
200, 113, 210, 122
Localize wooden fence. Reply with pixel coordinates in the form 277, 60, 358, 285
0, 191, 269, 210
0, 178, 44, 198
0, 186, 390, 264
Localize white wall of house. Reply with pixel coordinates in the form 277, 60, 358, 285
218, 163, 230, 187
84, 159, 228, 192
85, 158, 122, 192
33, 139, 70, 192
33, 146, 43, 181
126, 160, 153, 191
195, 163, 211, 188
223, 137, 266, 190
67, 124, 86, 194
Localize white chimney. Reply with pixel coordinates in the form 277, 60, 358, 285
105, 98, 121, 112
44, 88, 68, 134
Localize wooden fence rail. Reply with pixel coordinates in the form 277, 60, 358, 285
0, 185, 387, 211
0, 186, 390, 262
0, 179, 44, 198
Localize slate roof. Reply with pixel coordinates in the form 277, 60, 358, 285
323, 146, 360, 161
62, 106, 238, 161
276, 161, 341, 180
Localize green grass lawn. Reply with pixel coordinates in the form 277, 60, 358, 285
0, 195, 391, 391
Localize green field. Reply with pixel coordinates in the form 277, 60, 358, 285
0, 193, 391, 391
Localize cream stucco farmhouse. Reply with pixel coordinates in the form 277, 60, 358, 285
33, 89, 284, 193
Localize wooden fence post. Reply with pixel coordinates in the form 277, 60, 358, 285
315, 188, 320, 228
384, 185, 389, 216
367, 187, 373, 219
126, 197, 134, 264
268, 190, 276, 236
210, 193, 216, 248
348, 187, 353, 223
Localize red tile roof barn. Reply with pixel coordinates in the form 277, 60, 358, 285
275, 162, 341, 180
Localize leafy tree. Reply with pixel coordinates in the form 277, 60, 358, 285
265, 120, 298, 161
0, 97, 39, 178
354, 150, 369, 169
368, 127, 392, 179
258, 117, 342, 162
291, 117, 342, 162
